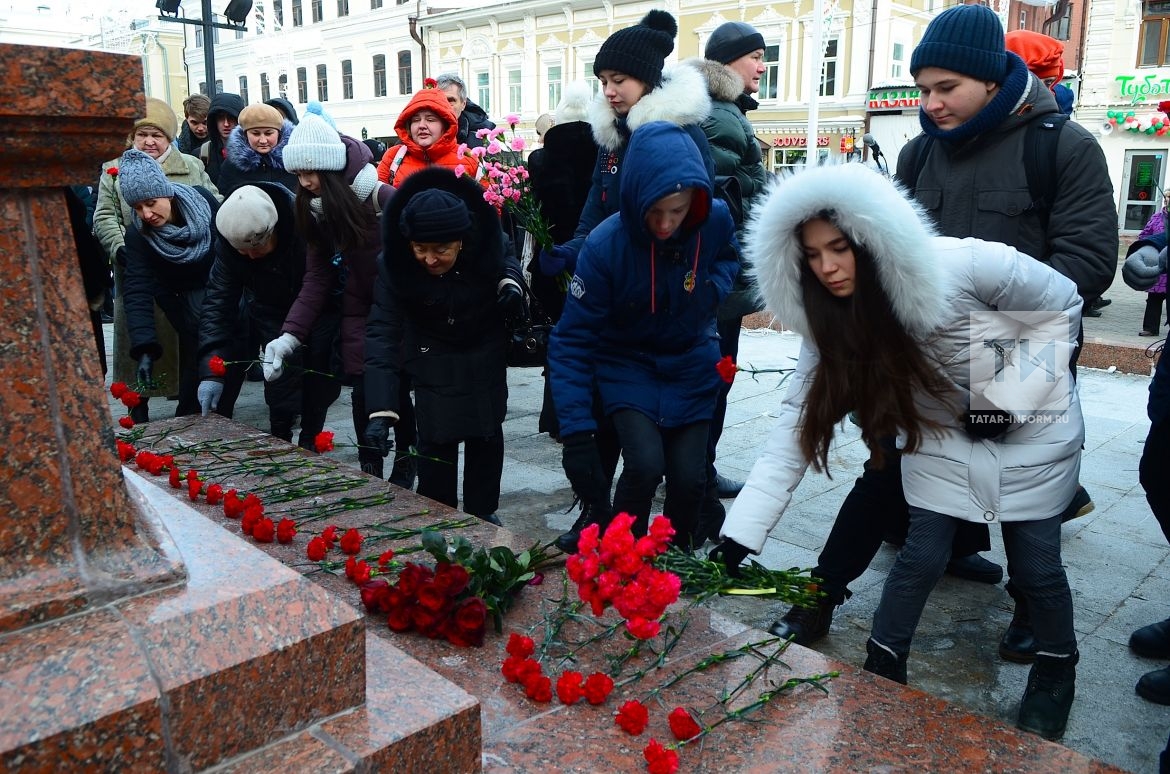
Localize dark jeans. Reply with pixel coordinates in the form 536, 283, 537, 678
610, 409, 708, 546
871, 507, 1075, 657
416, 430, 504, 517
1144, 292, 1167, 335
1141, 418, 1170, 545
812, 439, 987, 604
706, 315, 742, 479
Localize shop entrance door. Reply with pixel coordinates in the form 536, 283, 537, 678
1120, 150, 1165, 232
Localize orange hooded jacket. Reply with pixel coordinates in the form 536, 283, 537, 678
376, 87, 481, 187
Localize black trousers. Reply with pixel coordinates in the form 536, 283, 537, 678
416, 430, 504, 517
1144, 293, 1167, 335
610, 409, 709, 546
1141, 417, 1170, 545
707, 315, 742, 479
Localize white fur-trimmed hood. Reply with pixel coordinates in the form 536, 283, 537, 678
745, 163, 948, 338
588, 64, 711, 151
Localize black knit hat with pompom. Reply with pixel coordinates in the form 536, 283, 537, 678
593, 10, 677, 88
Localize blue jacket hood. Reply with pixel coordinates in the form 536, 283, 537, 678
619, 121, 713, 245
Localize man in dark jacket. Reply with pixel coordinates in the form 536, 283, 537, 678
176, 93, 211, 156
200, 92, 245, 186
197, 183, 341, 446
435, 73, 495, 149
767, 4, 1118, 666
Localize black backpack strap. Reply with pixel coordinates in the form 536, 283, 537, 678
1023, 113, 1069, 231
903, 134, 933, 197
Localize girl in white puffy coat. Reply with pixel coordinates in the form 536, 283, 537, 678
716, 162, 1083, 741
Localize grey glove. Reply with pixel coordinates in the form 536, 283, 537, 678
1123, 245, 1167, 291
136, 354, 153, 387
262, 332, 301, 382
197, 380, 223, 417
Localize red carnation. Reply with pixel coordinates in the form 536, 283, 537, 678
433, 562, 471, 597
107, 166, 118, 176
501, 655, 525, 683
583, 672, 614, 705
276, 518, 297, 543
321, 524, 339, 546
116, 440, 135, 462
168, 466, 183, 489
506, 633, 535, 659
377, 549, 395, 568
715, 354, 738, 384
339, 527, 363, 555
524, 674, 552, 702
186, 473, 202, 501
110, 381, 128, 398
314, 430, 335, 453
253, 517, 276, 543
643, 739, 680, 774
208, 355, 226, 376
556, 671, 585, 705
615, 699, 649, 735
205, 483, 223, 505
360, 578, 391, 613
120, 390, 141, 409
667, 707, 702, 742
627, 616, 661, 640
306, 536, 328, 561
118, 416, 135, 429
241, 508, 262, 536
223, 489, 244, 518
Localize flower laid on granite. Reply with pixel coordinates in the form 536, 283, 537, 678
109, 381, 143, 428
462, 119, 554, 252
314, 430, 334, 453
655, 547, 821, 606
716, 354, 795, 385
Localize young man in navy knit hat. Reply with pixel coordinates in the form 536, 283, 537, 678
752, 2, 1116, 742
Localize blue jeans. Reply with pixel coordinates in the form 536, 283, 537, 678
871, 506, 1075, 657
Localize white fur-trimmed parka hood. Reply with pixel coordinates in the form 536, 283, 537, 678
588, 64, 711, 151
746, 163, 948, 339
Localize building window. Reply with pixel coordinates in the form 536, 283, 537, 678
373, 54, 387, 97
337, 0, 348, 16
759, 44, 780, 100
342, 59, 353, 99
1045, 0, 1072, 41
820, 38, 838, 97
397, 50, 412, 95
476, 71, 490, 113
371, 0, 382, 7
215, 79, 223, 94
261, 72, 271, 101
239, 75, 249, 104
278, 72, 288, 97
292, 0, 302, 26
195, 28, 202, 47
546, 64, 562, 110
311, 0, 322, 23
508, 68, 522, 113
297, 67, 308, 102
891, 42, 906, 79
235, 28, 244, 40
273, 0, 283, 27
317, 63, 328, 101
199, 81, 208, 95
396, 0, 407, 5
1140, 0, 1170, 66
582, 61, 599, 95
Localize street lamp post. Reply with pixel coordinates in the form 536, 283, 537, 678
156, 0, 249, 94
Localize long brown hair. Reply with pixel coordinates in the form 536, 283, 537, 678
797, 219, 955, 472
294, 170, 375, 254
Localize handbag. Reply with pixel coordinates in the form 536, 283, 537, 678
507, 270, 554, 368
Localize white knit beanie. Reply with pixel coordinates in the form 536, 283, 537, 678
216, 185, 279, 250
282, 113, 345, 172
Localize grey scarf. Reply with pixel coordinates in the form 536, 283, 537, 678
134, 183, 213, 264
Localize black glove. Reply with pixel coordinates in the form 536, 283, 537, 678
363, 416, 394, 458
561, 432, 610, 511
708, 539, 752, 578
136, 354, 153, 387
497, 283, 527, 328
964, 408, 1013, 440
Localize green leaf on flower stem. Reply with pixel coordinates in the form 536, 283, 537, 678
420, 530, 447, 561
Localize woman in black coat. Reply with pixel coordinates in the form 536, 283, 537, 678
196, 183, 341, 446
364, 167, 525, 524
118, 148, 242, 418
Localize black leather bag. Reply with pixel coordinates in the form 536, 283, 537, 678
506, 275, 554, 368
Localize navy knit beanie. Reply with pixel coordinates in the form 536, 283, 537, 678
399, 189, 472, 243
705, 22, 766, 65
910, 4, 1009, 84
593, 10, 677, 87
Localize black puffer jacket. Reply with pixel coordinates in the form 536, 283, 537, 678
123, 185, 220, 359
459, 100, 496, 149
198, 182, 304, 377
365, 166, 522, 443
201, 92, 245, 186
215, 122, 298, 195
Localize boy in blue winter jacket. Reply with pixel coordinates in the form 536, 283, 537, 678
548, 121, 740, 550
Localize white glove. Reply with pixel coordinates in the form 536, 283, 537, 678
263, 332, 302, 382
197, 380, 224, 417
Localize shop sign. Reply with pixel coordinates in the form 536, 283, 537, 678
868, 88, 920, 109
771, 136, 831, 148
1114, 71, 1170, 104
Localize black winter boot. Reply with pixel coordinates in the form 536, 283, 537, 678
555, 501, 607, 554
999, 584, 1037, 663
1017, 651, 1078, 740
769, 598, 836, 646
360, 459, 384, 480
863, 638, 908, 685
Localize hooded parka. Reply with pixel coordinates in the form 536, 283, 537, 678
376, 88, 480, 186
215, 121, 298, 195
721, 163, 1085, 554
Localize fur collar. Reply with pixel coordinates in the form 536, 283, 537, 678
588, 64, 711, 151
681, 57, 744, 104
226, 122, 293, 172
746, 163, 948, 339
